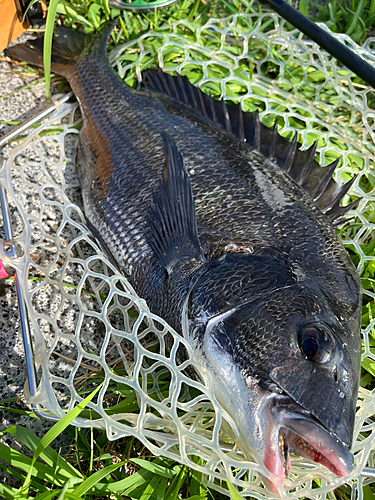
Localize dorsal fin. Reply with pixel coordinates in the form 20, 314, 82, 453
143, 70, 360, 225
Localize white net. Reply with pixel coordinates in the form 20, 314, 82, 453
1, 12, 375, 499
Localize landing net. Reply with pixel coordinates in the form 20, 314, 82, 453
1, 12, 375, 499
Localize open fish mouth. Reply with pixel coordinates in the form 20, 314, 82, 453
275, 427, 352, 478
265, 394, 354, 482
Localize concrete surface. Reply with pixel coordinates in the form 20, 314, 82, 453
0, 33, 72, 488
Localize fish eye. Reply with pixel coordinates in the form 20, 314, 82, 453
297, 325, 335, 363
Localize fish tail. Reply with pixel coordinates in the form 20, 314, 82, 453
8, 19, 117, 78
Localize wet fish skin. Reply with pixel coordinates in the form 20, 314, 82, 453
8, 21, 362, 490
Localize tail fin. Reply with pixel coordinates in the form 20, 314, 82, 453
8, 19, 117, 78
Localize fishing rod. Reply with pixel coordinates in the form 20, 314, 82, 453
260, 0, 375, 90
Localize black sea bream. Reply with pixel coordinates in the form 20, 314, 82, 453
9, 20, 362, 491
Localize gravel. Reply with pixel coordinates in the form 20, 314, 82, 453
0, 33, 73, 487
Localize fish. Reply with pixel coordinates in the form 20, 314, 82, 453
9, 20, 362, 492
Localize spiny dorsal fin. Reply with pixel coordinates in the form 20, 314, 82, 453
147, 132, 205, 274
143, 69, 360, 225
330, 199, 361, 227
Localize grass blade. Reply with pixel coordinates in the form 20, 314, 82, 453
139, 474, 160, 500
346, 0, 365, 35
93, 469, 154, 493
20, 383, 103, 494
6, 425, 83, 479
31, 491, 63, 500
0, 484, 19, 500
57, 476, 83, 500
299, 0, 308, 16
226, 480, 243, 500
155, 476, 168, 500
43, 0, 61, 100
0, 442, 69, 485
73, 462, 126, 496
164, 466, 186, 500
130, 458, 176, 478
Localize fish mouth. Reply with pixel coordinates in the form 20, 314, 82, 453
269, 427, 351, 478
264, 394, 354, 490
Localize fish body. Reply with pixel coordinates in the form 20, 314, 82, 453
9, 22, 362, 491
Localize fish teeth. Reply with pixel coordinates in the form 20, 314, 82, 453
292, 435, 337, 472
279, 432, 289, 477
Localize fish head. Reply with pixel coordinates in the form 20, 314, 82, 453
184, 252, 362, 490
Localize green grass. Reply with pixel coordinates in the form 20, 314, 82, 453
0, 423, 216, 499
311, 0, 375, 43
2, 0, 375, 499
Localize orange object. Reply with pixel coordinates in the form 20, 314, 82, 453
0, 0, 30, 53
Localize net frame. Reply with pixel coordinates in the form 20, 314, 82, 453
1, 12, 375, 499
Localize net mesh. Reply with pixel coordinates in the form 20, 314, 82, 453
1, 12, 375, 499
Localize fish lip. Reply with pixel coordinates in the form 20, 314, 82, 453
266, 394, 354, 480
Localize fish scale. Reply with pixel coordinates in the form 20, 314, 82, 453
78, 62, 330, 266
9, 20, 362, 493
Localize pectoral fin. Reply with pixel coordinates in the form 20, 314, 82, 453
147, 132, 205, 275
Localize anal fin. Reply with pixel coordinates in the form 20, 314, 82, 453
147, 132, 205, 274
